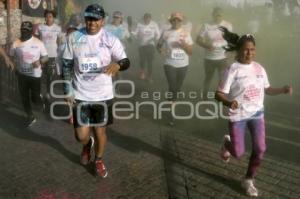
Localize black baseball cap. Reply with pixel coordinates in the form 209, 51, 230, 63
21, 21, 33, 31
84, 4, 106, 19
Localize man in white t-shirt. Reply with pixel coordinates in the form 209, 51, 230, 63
36, 10, 62, 107
132, 13, 160, 81
196, 7, 233, 98
10, 21, 48, 126
62, 4, 130, 178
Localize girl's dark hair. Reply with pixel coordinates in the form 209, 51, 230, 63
219, 26, 255, 51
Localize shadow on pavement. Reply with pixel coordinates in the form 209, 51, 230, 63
107, 128, 244, 197
0, 103, 95, 176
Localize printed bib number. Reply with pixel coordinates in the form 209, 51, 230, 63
171, 49, 185, 60
20, 63, 33, 74
78, 57, 102, 73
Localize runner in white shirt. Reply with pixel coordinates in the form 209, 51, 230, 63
132, 13, 160, 81
215, 32, 293, 197
104, 11, 131, 92
57, 25, 78, 125
57, 24, 78, 77
104, 11, 130, 46
36, 10, 62, 109
62, 4, 130, 178
10, 21, 48, 126
157, 11, 193, 125
196, 7, 233, 98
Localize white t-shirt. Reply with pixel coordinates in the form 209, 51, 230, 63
10, 37, 48, 78
217, 61, 270, 122
133, 21, 160, 46
104, 23, 130, 41
36, 23, 62, 58
161, 28, 193, 68
63, 28, 127, 101
104, 23, 130, 49
198, 20, 233, 60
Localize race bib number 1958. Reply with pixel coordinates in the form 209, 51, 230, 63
78, 57, 102, 73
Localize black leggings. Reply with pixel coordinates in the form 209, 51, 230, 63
164, 65, 188, 101
17, 73, 42, 117
139, 45, 155, 76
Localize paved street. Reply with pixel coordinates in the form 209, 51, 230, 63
0, 99, 299, 198
1, 32, 300, 198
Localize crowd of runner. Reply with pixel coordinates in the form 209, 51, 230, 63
0, 1, 296, 197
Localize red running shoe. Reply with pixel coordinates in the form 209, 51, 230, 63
95, 159, 108, 178
80, 136, 94, 165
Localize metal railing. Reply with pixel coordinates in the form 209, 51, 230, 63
0, 53, 19, 103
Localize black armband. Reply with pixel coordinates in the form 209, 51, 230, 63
117, 58, 130, 71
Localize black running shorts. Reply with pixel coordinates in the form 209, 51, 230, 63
72, 100, 113, 128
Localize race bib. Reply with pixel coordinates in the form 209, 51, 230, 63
171, 49, 185, 60
20, 63, 33, 74
78, 57, 102, 73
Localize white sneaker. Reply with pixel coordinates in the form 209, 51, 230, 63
220, 134, 231, 163
241, 178, 258, 197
